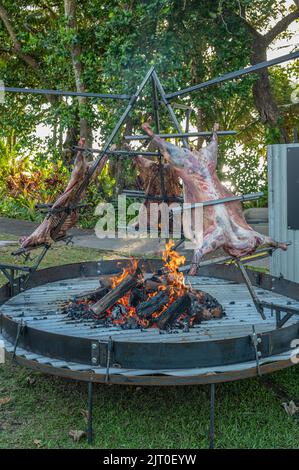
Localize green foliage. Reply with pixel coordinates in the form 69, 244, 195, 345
0, 0, 297, 222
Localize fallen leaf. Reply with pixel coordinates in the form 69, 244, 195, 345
33, 439, 43, 448
69, 429, 86, 442
26, 376, 36, 386
282, 401, 299, 416
0, 397, 11, 406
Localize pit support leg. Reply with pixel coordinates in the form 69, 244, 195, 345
87, 381, 94, 444
209, 383, 216, 449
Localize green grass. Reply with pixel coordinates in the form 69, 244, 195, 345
0, 241, 298, 449
0, 237, 124, 286
0, 360, 298, 449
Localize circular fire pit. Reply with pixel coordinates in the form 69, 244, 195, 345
1, 259, 298, 386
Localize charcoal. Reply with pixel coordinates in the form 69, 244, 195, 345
188, 291, 224, 323
124, 317, 139, 329
129, 287, 147, 307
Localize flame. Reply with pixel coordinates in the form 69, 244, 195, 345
109, 242, 186, 325
161, 240, 186, 296
73, 243, 187, 328
111, 259, 139, 289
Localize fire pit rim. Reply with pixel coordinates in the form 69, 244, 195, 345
1, 259, 299, 372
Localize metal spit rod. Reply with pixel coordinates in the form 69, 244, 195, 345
124, 130, 237, 140
171, 191, 263, 213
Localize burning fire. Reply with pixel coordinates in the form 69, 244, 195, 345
64, 241, 224, 328
106, 241, 186, 326
107, 258, 141, 324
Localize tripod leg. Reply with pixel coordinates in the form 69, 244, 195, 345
209, 383, 216, 449
87, 381, 94, 444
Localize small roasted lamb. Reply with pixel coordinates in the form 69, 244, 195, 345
19, 139, 107, 251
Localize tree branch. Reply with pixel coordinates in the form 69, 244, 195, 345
223, 9, 263, 40
0, 4, 39, 69
264, 8, 299, 45
39, 1, 59, 20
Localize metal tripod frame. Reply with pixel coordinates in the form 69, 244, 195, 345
2, 51, 299, 448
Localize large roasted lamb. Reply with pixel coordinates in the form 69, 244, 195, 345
142, 122, 288, 275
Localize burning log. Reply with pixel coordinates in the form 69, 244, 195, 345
74, 286, 109, 303
129, 287, 147, 307
99, 277, 113, 290
136, 290, 169, 320
62, 241, 225, 330
91, 269, 142, 316
156, 294, 191, 330
144, 277, 165, 293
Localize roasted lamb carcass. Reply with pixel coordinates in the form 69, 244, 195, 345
19, 139, 108, 251
142, 122, 287, 275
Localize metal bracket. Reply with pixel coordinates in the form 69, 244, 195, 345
91, 341, 100, 366
0, 266, 31, 296
62, 235, 74, 247
250, 325, 262, 376
1, 244, 50, 296
105, 336, 114, 384
12, 319, 25, 360
268, 303, 297, 329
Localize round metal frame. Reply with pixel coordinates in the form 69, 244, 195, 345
1, 260, 298, 386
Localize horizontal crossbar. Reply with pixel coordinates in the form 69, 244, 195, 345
74, 147, 159, 157
0, 86, 131, 100
166, 50, 299, 99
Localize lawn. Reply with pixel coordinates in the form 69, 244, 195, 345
0, 239, 298, 449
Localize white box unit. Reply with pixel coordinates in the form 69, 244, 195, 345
268, 144, 299, 282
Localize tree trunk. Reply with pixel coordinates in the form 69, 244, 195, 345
223, 5, 299, 143
64, 0, 92, 147
251, 38, 289, 143
62, 107, 80, 169
195, 106, 204, 150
